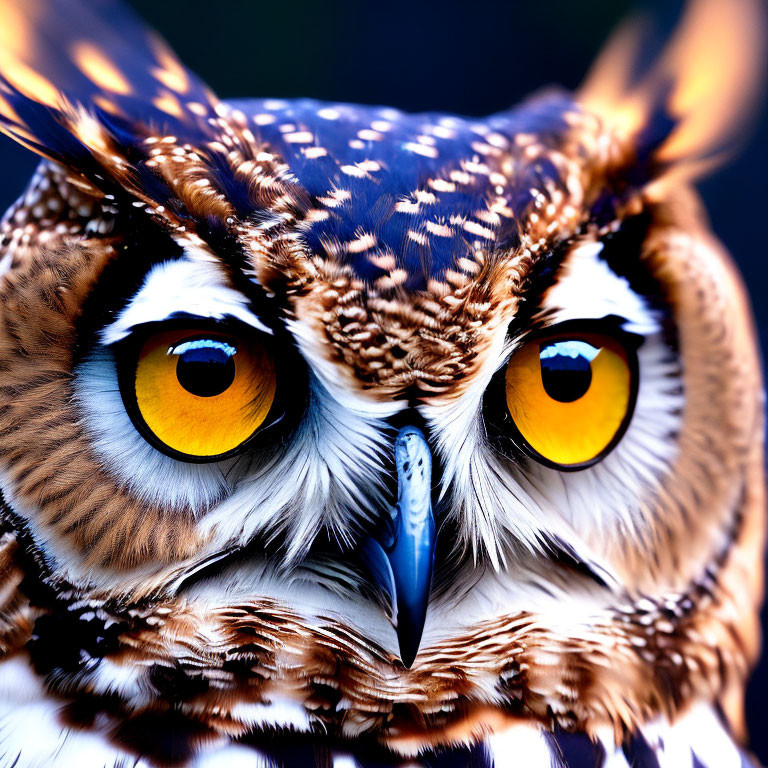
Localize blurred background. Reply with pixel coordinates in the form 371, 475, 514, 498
0, 0, 765, 760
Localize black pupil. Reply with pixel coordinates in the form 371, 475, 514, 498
539, 341, 594, 403
175, 342, 236, 397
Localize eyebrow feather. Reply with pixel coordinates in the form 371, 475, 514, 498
101, 258, 272, 345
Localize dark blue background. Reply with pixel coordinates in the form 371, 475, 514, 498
0, 0, 764, 760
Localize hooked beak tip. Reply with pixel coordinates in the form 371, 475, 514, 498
396, 609, 427, 668
400, 645, 419, 670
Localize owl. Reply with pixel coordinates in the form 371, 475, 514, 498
0, 0, 764, 765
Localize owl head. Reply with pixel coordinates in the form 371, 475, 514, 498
0, 0, 764, 763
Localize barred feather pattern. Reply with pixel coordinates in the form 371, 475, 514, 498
0, 649, 759, 768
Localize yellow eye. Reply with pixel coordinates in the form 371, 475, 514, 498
127, 328, 277, 460
504, 332, 635, 469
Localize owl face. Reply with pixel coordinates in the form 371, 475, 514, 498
0, 0, 763, 763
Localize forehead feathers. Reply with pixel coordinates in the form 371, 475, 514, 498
230, 97, 597, 292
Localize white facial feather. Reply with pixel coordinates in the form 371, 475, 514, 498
63, 237, 681, 619
197, 373, 390, 561
74, 347, 233, 512
422, 238, 683, 569
101, 256, 272, 345
71, 370, 389, 582
543, 240, 659, 334
61, 257, 390, 593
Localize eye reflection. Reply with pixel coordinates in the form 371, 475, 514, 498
171, 339, 237, 398
539, 340, 598, 403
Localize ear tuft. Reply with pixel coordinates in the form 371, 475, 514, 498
0, 0, 220, 185
580, 0, 766, 183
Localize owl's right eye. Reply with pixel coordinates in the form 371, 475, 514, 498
117, 325, 279, 462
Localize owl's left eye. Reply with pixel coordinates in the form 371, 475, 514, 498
117, 325, 279, 462
497, 326, 639, 470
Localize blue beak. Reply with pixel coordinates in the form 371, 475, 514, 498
364, 426, 436, 668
